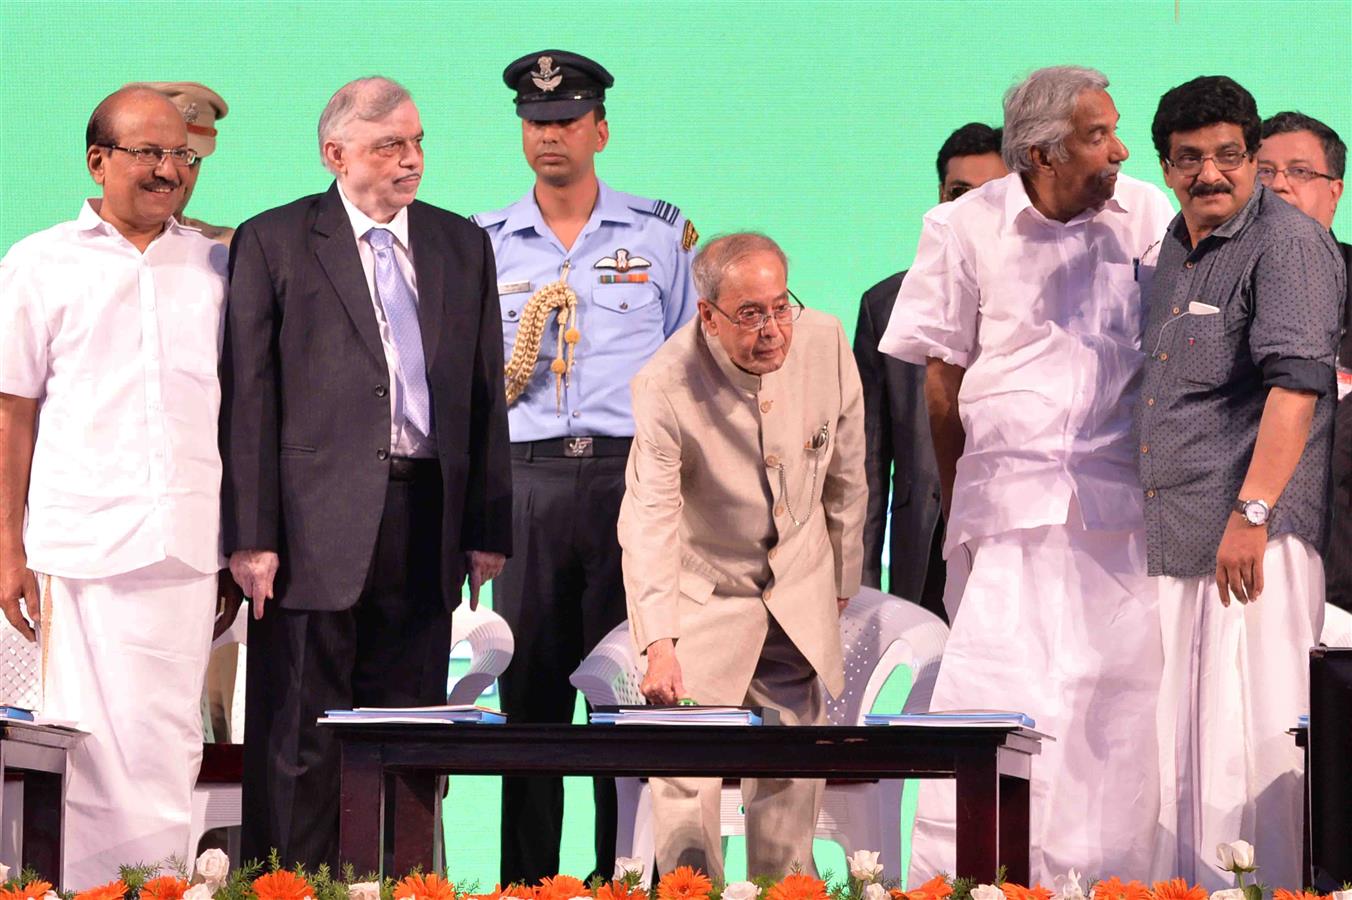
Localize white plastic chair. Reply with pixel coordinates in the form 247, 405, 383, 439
447, 605, 515, 705
1321, 602, 1352, 647
570, 586, 948, 881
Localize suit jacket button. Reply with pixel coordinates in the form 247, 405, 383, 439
377, 448, 389, 461
375, 385, 388, 398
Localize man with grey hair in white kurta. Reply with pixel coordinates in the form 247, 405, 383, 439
880, 66, 1176, 881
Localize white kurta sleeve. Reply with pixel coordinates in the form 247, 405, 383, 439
878, 206, 980, 368
0, 246, 50, 399
618, 371, 686, 654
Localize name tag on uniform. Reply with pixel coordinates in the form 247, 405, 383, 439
498, 280, 532, 295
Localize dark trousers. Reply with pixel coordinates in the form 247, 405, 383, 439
496, 450, 627, 884
241, 462, 450, 870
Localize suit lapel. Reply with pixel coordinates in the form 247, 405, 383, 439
407, 202, 445, 367
311, 183, 386, 366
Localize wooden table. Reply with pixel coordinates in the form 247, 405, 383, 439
0, 721, 85, 886
330, 723, 1041, 881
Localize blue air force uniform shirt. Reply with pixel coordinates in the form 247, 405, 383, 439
473, 181, 698, 441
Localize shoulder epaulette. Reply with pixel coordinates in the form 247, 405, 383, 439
646, 199, 682, 227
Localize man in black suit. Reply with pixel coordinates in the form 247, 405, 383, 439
1257, 111, 1350, 616
853, 123, 1006, 621
221, 76, 513, 868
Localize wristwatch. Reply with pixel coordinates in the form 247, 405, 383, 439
1233, 498, 1271, 526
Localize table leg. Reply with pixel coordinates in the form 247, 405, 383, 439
998, 773, 1030, 884
22, 771, 62, 888
339, 744, 384, 876
388, 770, 437, 875
954, 756, 999, 881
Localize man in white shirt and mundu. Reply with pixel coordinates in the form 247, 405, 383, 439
0, 87, 229, 886
880, 66, 1175, 881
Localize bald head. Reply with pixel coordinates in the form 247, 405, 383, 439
86, 86, 186, 153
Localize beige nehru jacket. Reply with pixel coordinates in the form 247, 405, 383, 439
618, 309, 867, 699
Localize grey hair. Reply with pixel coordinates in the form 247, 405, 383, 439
1001, 66, 1109, 173
692, 232, 788, 301
317, 76, 412, 172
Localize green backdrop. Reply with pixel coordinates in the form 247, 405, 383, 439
2, 0, 1349, 886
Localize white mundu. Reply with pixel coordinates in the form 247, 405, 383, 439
0, 201, 226, 887
880, 172, 1176, 883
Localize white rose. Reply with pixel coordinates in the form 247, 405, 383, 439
971, 886, 1004, 900
614, 858, 645, 881
1330, 892, 1352, 900
184, 885, 214, 900
847, 849, 884, 882
349, 883, 382, 900
569, 895, 594, 900
1216, 841, 1256, 872
0, 864, 9, 883
864, 884, 888, 900
1209, 890, 1245, 900
723, 883, 760, 900
196, 848, 230, 887
1053, 870, 1085, 900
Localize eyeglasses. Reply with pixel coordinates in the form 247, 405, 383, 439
99, 144, 200, 167
1165, 150, 1250, 176
1256, 165, 1337, 185
708, 289, 806, 332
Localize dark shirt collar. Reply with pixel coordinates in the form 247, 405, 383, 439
1170, 183, 1266, 251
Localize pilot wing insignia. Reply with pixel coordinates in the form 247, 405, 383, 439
593, 248, 651, 272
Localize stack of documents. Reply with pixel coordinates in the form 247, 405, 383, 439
864, 710, 1036, 728
319, 704, 505, 725
590, 705, 779, 726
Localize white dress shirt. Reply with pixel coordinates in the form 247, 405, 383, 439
879, 172, 1175, 555
0, 200, 227, 578
337, 186, 436, 458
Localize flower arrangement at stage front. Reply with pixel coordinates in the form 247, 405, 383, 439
6, 842, 1352, 900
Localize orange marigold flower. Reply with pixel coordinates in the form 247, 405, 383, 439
1272, 891, 1322, 900
538, 875, 589, 900
500, 887, 537, 900
1002, 884, 1050, 900
75, 880, 128, 900
1092, 878, 1150, 900
656, 867, 712, 900
597, 883, 649, 900
394, 873, 457, 900
1151, 879, 1207, 900
895, 875, 954, 900
142, 877, 190, 900
253, 870, 316, 900
1, 882, 55, 900
765, 874, 828, 900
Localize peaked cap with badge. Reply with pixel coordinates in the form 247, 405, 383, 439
503, 50, 613, 122
126, 81, 229, 158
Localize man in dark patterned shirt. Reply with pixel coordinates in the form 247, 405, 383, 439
1138, 76, 1345, 889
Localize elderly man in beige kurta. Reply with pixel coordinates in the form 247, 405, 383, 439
618, 232, 866, 879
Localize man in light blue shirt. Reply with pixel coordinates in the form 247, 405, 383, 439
473, 49, 698, 885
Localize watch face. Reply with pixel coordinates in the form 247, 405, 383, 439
1243, 501, 1269, 525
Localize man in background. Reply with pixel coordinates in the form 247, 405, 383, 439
1142, 78, 1343, 887
474, 50, 698, 884
853, 122, 1005, 621
223, 76, 511, 868
620, 232, 865, 879
0, 86, 228, 885
1257, 112, 1350, 619
881, 66, 1176, 881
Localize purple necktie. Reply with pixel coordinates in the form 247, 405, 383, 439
366, 227, 431, 435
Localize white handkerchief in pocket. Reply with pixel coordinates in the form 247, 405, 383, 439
1188, 300, 1221, 316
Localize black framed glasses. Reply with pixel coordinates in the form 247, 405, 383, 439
709, 289, 806, 332
99, 144, 200, 167
1165, 150, 1250, 176
1256, 165, 1337, 185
